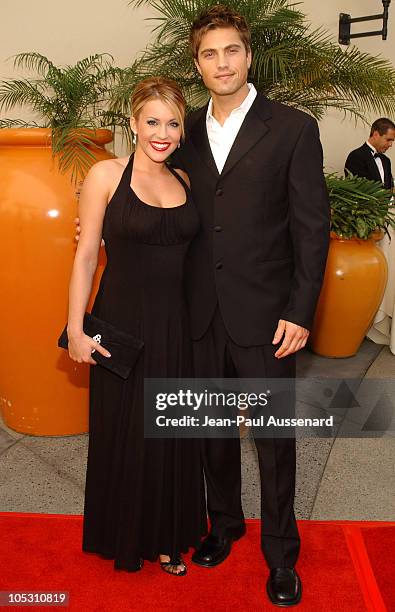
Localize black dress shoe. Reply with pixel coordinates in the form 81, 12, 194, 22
192, 533, 241, 567
266, 568, 302, 607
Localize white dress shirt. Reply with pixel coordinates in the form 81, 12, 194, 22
366, 140, 385, 184
206, 83, 257, 173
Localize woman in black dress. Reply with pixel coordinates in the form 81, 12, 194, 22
67, 77, 207, 576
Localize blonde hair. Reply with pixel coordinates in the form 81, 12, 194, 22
131, 77, 186, 140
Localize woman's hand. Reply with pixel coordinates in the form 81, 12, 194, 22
67, 330, 111, 365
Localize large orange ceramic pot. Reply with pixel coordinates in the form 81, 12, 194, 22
310, 232, 388, 358
0, 128, 114, 435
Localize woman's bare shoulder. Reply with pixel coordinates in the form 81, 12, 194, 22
90, 156, 129, 175
84, 156, 129, 186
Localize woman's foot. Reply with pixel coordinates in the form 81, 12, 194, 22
159, 554, 187, 576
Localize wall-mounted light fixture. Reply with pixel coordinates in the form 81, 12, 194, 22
339, 0, 391, 45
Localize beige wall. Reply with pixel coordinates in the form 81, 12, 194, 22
1, 0, 394, 170
0, 0, 152, 75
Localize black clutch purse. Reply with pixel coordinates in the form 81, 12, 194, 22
58, 313, 144, 379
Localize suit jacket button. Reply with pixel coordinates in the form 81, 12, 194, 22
214, 225, 222, 232
215, 262, 223, 270
216, 188, 223, 196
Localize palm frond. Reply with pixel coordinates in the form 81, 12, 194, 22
52, 126, 99, 183
106, 63, 141, 117
12, 52, 59, 77
99, 109, 134, 148
0, 118, 41, 128
0, 79, 50, 118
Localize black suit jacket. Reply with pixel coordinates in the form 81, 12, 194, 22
345, 143, 394, 190
174, 93, 330, 346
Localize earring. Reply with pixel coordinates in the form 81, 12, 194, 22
132, 132, 137, 146
177, 142, 181, 149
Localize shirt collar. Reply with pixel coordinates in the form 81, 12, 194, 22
207, 83, 257, 124
366, 141, 378, 155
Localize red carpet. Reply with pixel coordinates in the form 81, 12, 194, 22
0, 514, 393, 611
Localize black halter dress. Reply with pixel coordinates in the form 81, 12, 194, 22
82, 154, 207, 570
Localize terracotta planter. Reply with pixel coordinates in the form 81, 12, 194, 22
0, 128, 114, 435
310, 232, 388, 357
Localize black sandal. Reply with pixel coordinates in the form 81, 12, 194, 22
160, 556, 187, 576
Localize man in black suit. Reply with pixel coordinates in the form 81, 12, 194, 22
345, 117, 394, 190
174, 5, 330, 607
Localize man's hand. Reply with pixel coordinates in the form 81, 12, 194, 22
72, 158, 103, 251
272, 319, 309, 358
74, 216, 81, 242
74, 216, 105, 247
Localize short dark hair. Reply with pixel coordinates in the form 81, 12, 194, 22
189, 5, 251, 59
370, 117, 395, 136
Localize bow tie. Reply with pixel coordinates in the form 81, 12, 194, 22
373, 152, 382, 159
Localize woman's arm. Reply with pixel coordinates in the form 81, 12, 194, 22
67, 161, 112, 364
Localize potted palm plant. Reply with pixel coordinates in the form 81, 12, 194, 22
0, 52, 122, 180
310, 174, 395, 357
0, 53, 127, 436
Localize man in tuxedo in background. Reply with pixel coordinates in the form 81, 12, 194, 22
173, 6, 330, 607
345, 117, 394, 190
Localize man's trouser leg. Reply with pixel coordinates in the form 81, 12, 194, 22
193, 307, 300, 566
